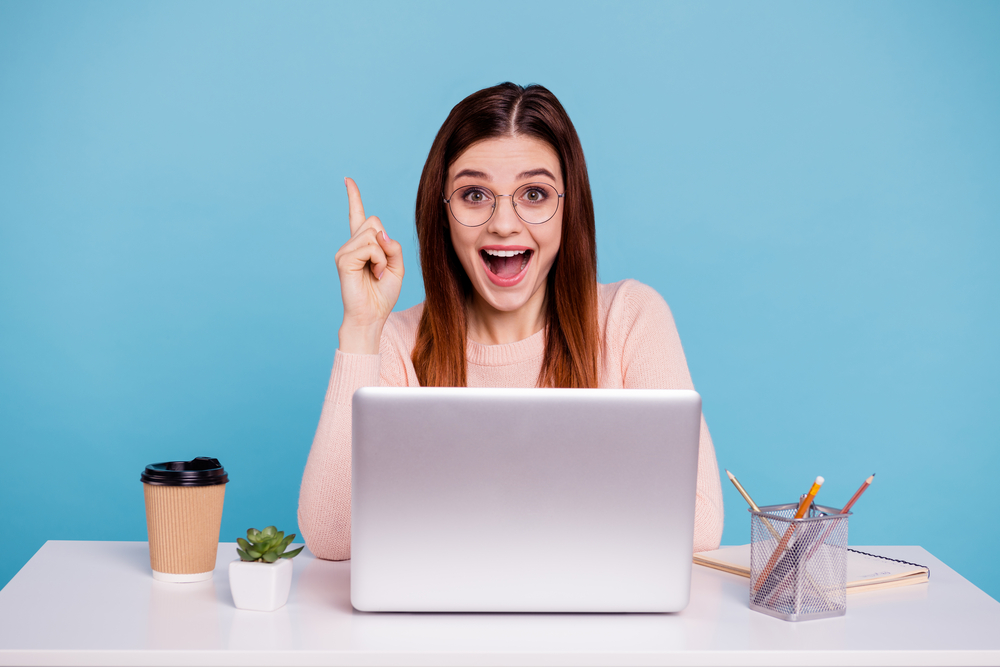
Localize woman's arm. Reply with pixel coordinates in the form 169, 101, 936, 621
297, 328, 411, 560
297, 352, 378, 561
615, 280, 725, 552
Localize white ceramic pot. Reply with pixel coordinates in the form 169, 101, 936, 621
229, 558, 293, 612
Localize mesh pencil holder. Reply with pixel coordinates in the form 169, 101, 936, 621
749, 503, 850, 621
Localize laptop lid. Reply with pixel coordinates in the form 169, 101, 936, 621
350, 387, 701, 612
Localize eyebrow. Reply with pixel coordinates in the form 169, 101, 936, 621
452, 168, 558, 183
453, 169, 491, 181
516, 168, 557, 181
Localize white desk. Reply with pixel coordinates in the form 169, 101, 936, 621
1, 541, 998, 666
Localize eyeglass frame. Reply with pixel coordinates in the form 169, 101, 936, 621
442, 182, 566, 227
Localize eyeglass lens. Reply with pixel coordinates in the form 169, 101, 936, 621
448, 183, 560, 227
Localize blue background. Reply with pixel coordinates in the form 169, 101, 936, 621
2, 1, 998, 600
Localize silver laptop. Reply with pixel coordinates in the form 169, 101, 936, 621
350, 387, 702, 612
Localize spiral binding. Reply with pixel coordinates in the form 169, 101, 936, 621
848, 548, 931, 579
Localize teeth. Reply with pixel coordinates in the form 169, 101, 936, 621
483, 249, 527, 257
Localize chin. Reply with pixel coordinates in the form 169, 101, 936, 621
474, 275, 536, 312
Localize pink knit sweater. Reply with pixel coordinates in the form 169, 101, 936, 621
298, 279, 725, 559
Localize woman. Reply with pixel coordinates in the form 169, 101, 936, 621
299, 82, 724, 559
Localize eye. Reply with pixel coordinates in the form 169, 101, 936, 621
461, 187, 492, 204
520, 186, 551, 204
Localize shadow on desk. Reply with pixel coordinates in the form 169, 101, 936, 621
297, 550, 354, 614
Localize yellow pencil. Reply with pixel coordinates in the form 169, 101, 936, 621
794, 476, 824, 519
752, 476, 824, 593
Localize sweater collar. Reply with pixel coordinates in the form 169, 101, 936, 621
465, 327, 546, 367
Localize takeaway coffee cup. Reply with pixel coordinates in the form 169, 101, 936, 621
141, 457, 229, 582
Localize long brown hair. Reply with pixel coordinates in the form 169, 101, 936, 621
412, 83, 599, 388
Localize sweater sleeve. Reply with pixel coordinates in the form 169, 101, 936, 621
297, 322, 411, 560
617, 281, 725, 552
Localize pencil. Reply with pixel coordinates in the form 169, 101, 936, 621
725, 470, 780, 539
752, 476, 824, 594
725, 469, 761, 511
840, 473, 875, 514
795, 476, 824, 519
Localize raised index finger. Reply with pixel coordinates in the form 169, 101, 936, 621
345, 177, 367, 236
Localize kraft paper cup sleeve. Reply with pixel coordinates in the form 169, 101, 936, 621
141, 457, 229, 581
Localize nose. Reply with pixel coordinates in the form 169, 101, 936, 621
486, 195, 522, 236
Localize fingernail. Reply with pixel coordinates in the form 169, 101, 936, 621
344, 177, 348, 186
382, 230, 390, 242
378, 269, 385, 281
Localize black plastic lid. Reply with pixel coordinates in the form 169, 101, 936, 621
141, 457, 228, 486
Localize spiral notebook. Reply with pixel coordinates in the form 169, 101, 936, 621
694, 545, 929, 593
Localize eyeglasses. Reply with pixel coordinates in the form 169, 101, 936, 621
443, 182, 565, 227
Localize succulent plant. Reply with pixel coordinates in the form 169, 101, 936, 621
237, 526, 304, 563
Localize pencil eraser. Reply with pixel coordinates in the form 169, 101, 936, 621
815, 476, 825, 485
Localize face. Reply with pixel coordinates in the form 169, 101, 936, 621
445, 135, 564, 317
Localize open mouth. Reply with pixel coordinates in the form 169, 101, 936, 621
480, 248, 533, 286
